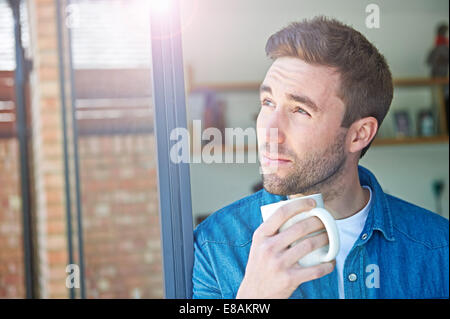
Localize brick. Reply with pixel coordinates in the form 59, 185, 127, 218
41, 143, 63, 159
39, 81, 60, 98
46, 204, 65, 220
47, 251, 68, 265
36, 0, 55, 4
39, 67, 59, 82
43, 172, 64, 190
48, 281, 69, 299
45, 190, 65, 208
46, 235, 67, 251
36, 21, 57, 38
38, 51, 59, 68
37, 36, 58, 51
36, 3, 57, 22
48, 264, 70, 281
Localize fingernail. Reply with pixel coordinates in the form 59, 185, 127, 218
307, 199, 316, 207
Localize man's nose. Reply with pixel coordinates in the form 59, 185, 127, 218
264, 110, 286, 144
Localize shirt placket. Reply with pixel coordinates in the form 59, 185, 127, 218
343, 233, 371, 299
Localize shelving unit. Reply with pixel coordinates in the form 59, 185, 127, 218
383, 77, 448, 146
186, 66, 449, 149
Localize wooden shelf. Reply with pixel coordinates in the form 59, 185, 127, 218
373, 135, 449, 146
190, 82, 261, 93
393, 77, 448, 87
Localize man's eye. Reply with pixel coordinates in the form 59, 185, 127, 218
261, 99, 275, 107
295, 107, 310, 116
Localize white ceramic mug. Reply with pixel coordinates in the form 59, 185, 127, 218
260, 194, 340, 267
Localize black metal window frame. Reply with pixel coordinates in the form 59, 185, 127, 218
149, 0, 194, 299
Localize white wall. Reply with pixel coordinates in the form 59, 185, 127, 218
181, 0, 449, 82
360, 143, 449, 219
181, 0, 450, 222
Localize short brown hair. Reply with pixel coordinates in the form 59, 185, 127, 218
265, 16, 393, 158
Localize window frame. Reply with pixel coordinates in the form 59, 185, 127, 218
149, 0, 195, 299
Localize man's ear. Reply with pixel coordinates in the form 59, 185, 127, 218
347, 117, 378, 154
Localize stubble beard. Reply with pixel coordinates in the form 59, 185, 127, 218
261, 131, 348, 198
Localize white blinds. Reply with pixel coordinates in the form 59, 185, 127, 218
0, 0, 151, 70
0, 0, 29, 70
70, 0, 151, 69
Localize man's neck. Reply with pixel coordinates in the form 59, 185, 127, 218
288, 163, 369, 220
324, 175, 369, 220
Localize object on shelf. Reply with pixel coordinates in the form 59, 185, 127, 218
393, 111, 411, 137
203, 91, 226, 146
188, 89, 227, 146
426, 23, 449, 78
417, 109, 436, 137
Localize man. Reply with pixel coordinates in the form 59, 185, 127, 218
192, 17, 449, 299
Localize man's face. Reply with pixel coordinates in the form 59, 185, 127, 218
257, 56, 349, 196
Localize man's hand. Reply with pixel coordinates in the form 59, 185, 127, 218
236, 199, 336, 299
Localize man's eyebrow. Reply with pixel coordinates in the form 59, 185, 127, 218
260, 84, 320, 113
259, 84, 272, 95
286, 93, 319, 113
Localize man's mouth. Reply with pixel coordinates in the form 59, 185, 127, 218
260, 153, 292, 166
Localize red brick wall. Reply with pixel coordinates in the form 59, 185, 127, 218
0, 138, 25, 298
0, 134, 164, 299
78, 134, 163, 298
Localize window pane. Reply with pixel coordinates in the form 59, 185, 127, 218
68, 0, 163, 298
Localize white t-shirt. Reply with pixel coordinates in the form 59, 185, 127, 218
335, 186, 372, 299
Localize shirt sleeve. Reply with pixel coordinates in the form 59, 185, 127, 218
192, 236, 223, 299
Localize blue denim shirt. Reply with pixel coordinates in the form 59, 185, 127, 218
192, 165, 449, 299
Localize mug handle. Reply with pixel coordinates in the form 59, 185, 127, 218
307, 207, 340, 263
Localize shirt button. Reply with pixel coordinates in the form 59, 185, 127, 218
348, 273, 358, 282
361, 233, 368, 240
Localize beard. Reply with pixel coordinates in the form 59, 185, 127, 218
261, 131, 348, 196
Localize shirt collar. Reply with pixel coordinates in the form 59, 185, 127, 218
358, 165, 395, 242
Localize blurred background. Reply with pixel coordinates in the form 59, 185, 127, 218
0, 0, 448, 298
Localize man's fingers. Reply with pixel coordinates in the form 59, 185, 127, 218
274, 216, 325, 251
282, 231, 329, 266
257, 199, 316, 238
289, 260, 336, 285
